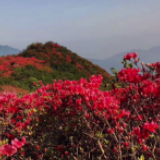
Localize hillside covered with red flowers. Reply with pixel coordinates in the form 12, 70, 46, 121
0, 42, 111, 94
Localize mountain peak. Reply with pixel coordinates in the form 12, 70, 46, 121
0, 45, 21, 56
90, 45, 160, 74
18, 41, 110, 82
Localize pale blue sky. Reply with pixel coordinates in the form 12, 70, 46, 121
0, 0, 160, 59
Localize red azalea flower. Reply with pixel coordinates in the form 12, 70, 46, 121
11, 137, 26, 148
143, 121, 159, 133
3, 144, 17, 156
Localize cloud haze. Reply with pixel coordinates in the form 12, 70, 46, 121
0, 0, 160, 59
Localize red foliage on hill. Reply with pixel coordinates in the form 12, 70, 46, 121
0, 55, 51, 77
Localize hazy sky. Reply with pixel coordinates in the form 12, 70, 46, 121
1, 0, 160, 59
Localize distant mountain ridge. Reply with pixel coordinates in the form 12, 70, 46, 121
0, 45, 21, 56
89, 45, 160, 74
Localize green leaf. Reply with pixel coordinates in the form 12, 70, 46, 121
33, 108, 37, 113
110, 67, 118, 75
127, 63, 133, 68
131, 147, 136, 152
95, 132, 101, 138
138, 154, 145, 160
157, 136, 160, 142
80, 147, 84, 153
115, 83, 121, 88
150, 134, 154, 138
65, 126, 69, 132
104, 139, 109, 144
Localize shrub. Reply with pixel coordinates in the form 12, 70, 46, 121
0, 53, 160, 159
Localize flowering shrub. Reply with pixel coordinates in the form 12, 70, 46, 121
0, 55, 50, 77
0, 52, 160, 159
0, 137, 26, 157
0, 85, 29, 95
66, 55, 72, 63
18, 42, 111, 83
